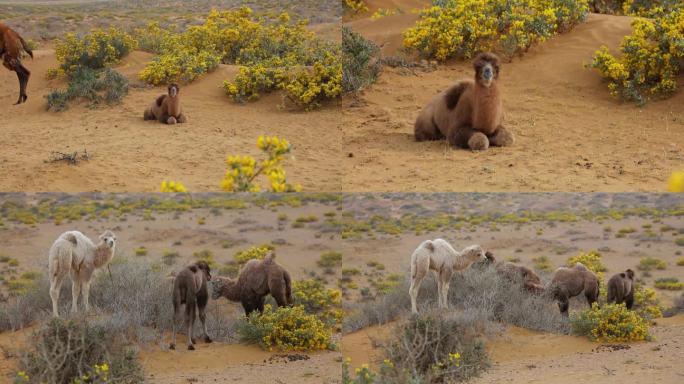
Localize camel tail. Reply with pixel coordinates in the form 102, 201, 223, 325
18, 36, 33, 59
283, 270, 293, 305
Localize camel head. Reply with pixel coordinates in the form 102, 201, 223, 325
462, 244, 487, 262
99, 230, 117, 249
473, 52, 500, 88
484, 251, 496, 264
168, 83, 179, 98
625, 268, 635, 280
194, 260, 212, 281
210, 276, 236, 300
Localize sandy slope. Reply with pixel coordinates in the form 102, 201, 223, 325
0, 49, 342, 192
342, 6, 684, 192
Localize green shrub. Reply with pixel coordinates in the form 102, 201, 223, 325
134, 247, 148, 257
638, 257, 667, 271
532, 255, 552, 272
234, 244, 274, 264
342, 26, 381, 93
46, 67, 129, 111
318, 251, 343, 269
654, 277, 684, 290
570, 303, 651, 341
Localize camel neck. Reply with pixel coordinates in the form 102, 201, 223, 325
222, 280, 241, 302
93, 244, 113, 268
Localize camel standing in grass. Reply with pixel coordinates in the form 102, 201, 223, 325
548, 262, 600, 316
170, 261, 212, 351
48, 230, 117, 317
409, 239, 487, 314
211, 251, 292, 315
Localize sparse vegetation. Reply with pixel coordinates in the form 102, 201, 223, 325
342, 26, 381, 94
532, 255, 553, 272
318, 251, 343, 269
654, 277, 684, 290
638, 257, 668, 271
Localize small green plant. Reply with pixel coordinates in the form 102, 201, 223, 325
134, 247, 148, 257
654, 277, 684, 290
318, 251, 343, 269
161, 250, 180, 265
342, 26, 381, 94
638, 257, 667, 271
532, 255, 552, 272
677, 257, 684, 266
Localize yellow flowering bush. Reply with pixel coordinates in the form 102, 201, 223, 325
49, 28, 137, 78
221, 136, 301, 193
622, 0, 682, 17
293, 279, 343, 327
570, 303, 651, 342
403, 0, 589, 60
567, 251, 607, 282
71, 363, 110, 384
654, 277, 684, 290
633, 283, 663, 320
590, 7, 684, 105
237, 304, 334, 351
233, 244, 274, 264
343, 0, 369, 14
159, 181, 187, 193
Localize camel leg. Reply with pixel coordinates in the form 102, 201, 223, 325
439, 267, 453, 309
409, 268, 427, 314
82, 280, 92, 312
186, 303, 195, 350
170, 302, 180, 350
14, 63, 30, 105
273, 287, 289, 308
625, 290, 635, 310
585, 290, 598, 310
49, 274, 65, 317
556, 291, 570, 316
448, 125, 489, 150
177, 113, 187, 123
488, 125, 515, 147
256, 296, 266, 314
198, 305, 212, 343
71, 279, 82, 313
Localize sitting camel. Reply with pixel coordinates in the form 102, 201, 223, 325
484, 252, 544, 294
409, 239, 487, 314
48, 230, 117, 317
170, 261, 212, 351
211, 251, 292, 315
548, 262, 600, 316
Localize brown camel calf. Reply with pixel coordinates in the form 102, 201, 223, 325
170, 261, 213, 351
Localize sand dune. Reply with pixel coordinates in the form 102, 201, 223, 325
342, 9, 684, 192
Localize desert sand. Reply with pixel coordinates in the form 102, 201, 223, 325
0, 41, 342, 193
342, 0, 684, 192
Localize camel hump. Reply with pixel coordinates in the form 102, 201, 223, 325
445, 82, 469, 110
65, 233, 78, 245
424, 240, 434, 252
155, 94, 166, 107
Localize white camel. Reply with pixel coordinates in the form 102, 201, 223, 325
48, 230, 117, 317
409, 239, 486, 314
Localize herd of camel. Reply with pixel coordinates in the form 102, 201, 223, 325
47, 229, 636, 350
3, 20, 514, 151
409, 239, 635, 316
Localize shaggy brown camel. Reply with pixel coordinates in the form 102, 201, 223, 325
211, 251, 292, 315
170, 261, 212, 351
548, 263, 600, 316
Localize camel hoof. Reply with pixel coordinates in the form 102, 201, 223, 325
187, 344, 195, 351
468, 133, 489, 151
167, 117, 177, 125
169, 343, 176, 350
204, 336, 213, 343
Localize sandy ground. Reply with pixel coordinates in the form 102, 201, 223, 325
0, 47, 342, 193
0, 196, 342, 383
342, 1, 684, 192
